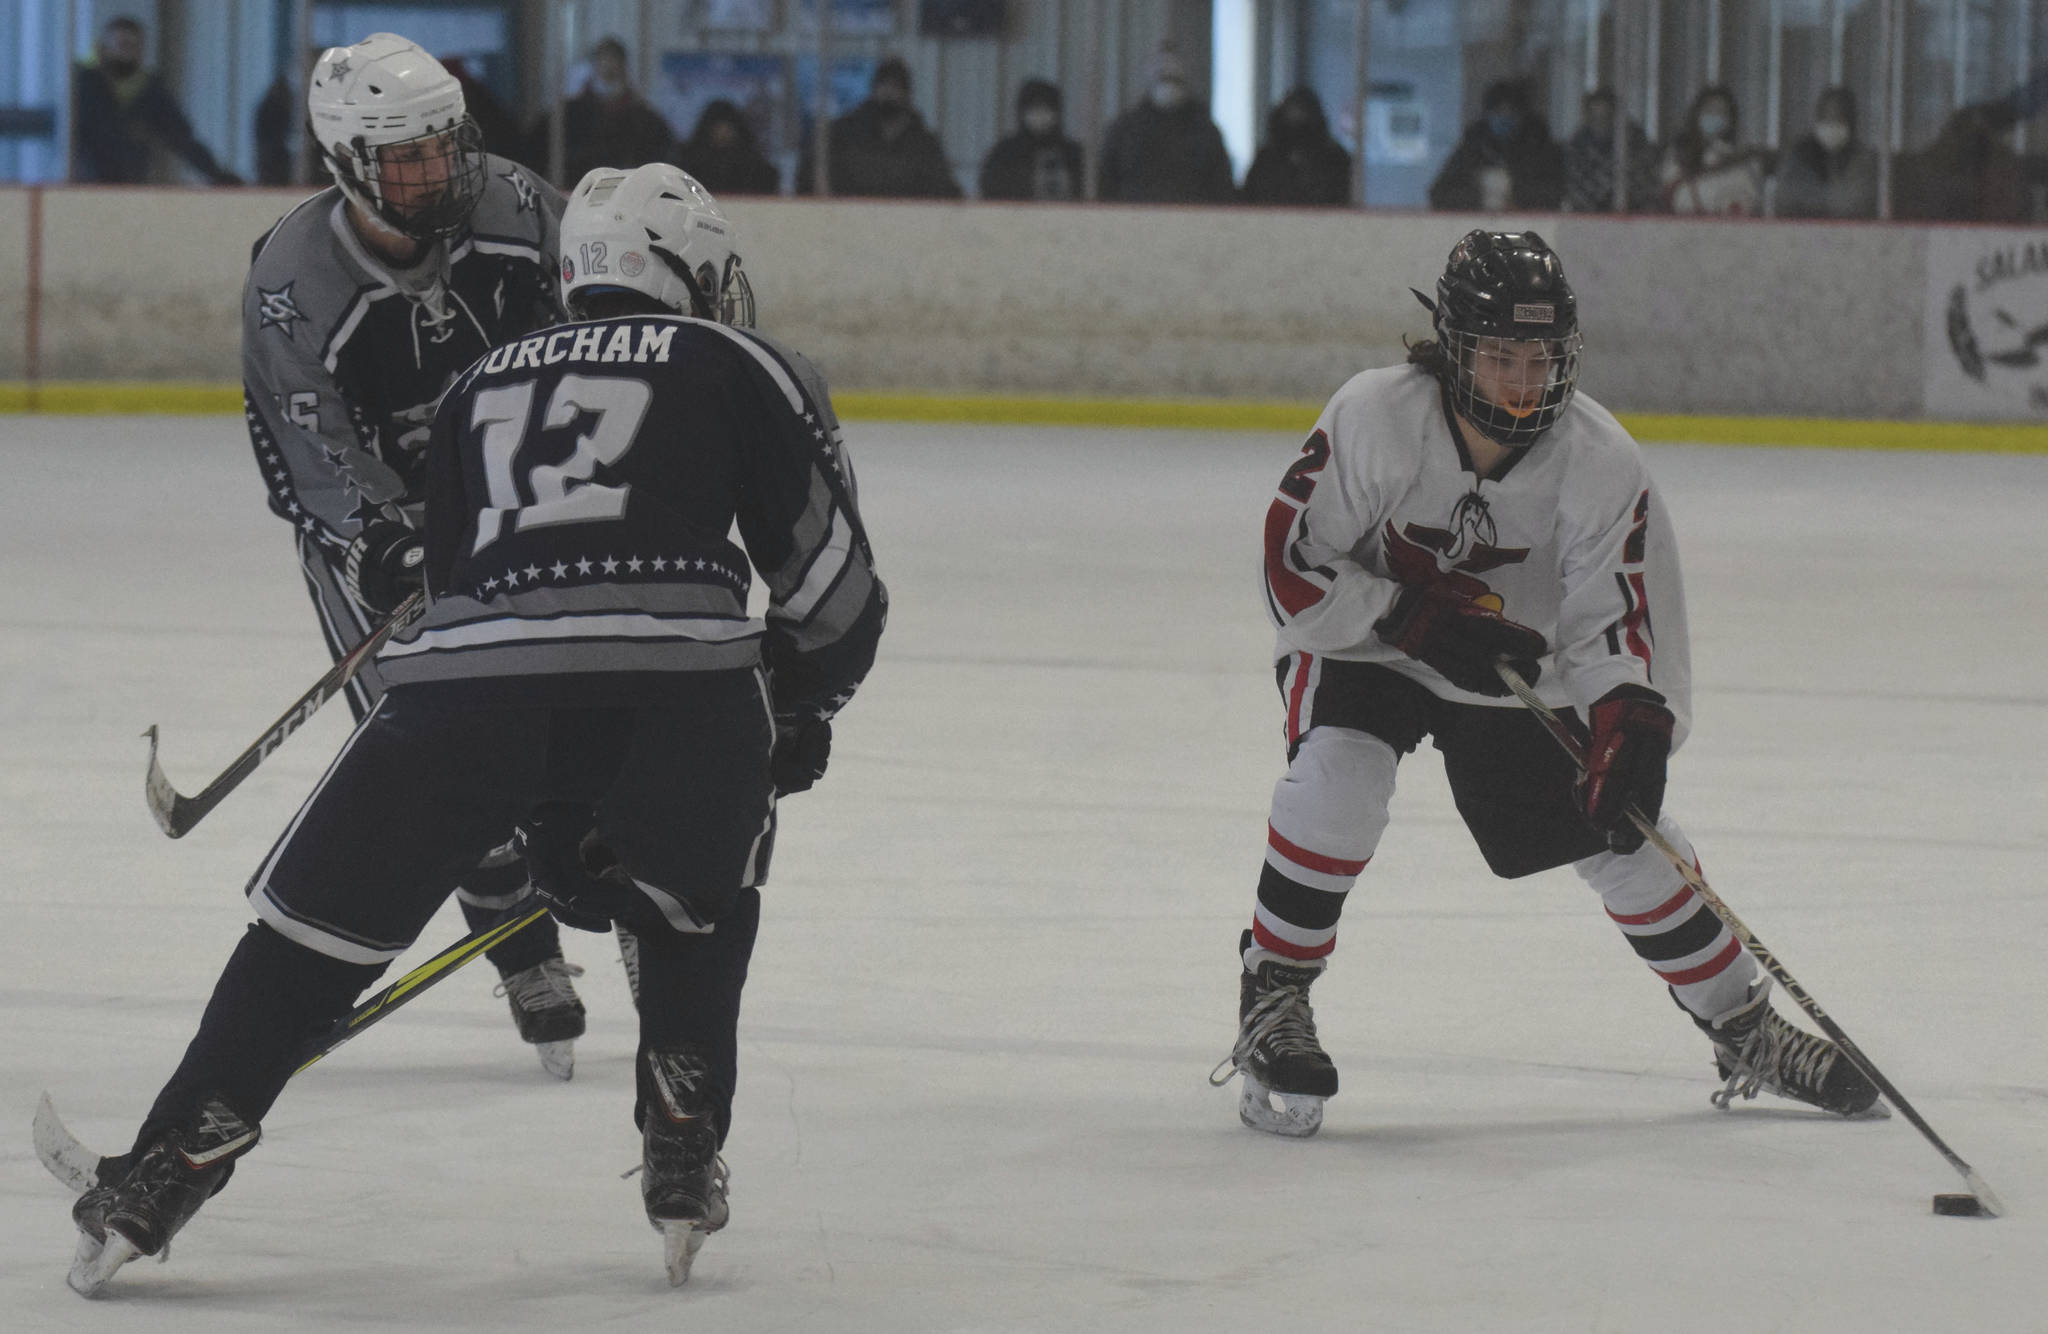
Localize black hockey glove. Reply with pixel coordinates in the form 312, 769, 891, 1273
1577, 685, 1676, 854
1372, 582, 1546, 697
771, 716, 832, 796
515, 804, 675, 936
343, 519, 424, 616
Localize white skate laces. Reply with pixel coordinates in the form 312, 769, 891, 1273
1209, 984, 1325, 1088
494, 957, 585, 1010
1710, 1008, 1842, 1110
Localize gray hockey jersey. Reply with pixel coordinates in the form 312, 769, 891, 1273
240, 155, 564, 561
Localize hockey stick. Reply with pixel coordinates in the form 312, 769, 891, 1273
293, 904, 549, 1073
1494, 660, 2006, 1216
144, 591, 426, 838
34, 905, 550, 1193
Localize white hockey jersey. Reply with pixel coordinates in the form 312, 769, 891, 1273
1262, 364, 1693, 744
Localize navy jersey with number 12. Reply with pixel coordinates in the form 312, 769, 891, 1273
379, 314, 885, 720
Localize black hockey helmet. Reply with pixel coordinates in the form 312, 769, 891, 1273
1420, 229, 1583, 448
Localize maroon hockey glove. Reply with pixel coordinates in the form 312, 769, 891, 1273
1372, 583, 1546, 697
1577, 685, 1675, 853
343, 519, 424, 615
771, 716, 832, 796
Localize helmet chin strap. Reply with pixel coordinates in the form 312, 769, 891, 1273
650, 244, 717, 321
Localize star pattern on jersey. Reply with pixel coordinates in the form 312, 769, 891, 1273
500, 167, 540, 215
247, 398, 338, 549
471, 553, 748, 602
256, 282, 307, 339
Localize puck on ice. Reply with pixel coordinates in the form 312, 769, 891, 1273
1932, 1193, 1985, 1216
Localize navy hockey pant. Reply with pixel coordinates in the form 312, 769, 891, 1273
297, 535, 555, 973
144, 672, 775, 1142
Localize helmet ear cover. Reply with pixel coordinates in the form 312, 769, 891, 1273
649, 244, 756, 326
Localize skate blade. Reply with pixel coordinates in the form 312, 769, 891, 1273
661, 1220, 709, 1286
1238, 1075, 1324, 1138
67, 1229, 141, 1298
535, 1040, 574, 1081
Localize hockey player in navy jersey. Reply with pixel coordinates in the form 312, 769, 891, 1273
241, 33, 590, 1074
64, 163, 886, 1294
1212, 230, 1881, 1138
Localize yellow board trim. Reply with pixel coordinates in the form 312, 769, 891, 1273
3, 381, 2044, 452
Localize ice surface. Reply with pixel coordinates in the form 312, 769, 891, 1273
1, 415, 2043, 1331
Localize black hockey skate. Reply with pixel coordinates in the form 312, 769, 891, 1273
67, 1095, 259, 1298
1209, 932, 1339, 1138
641, 1048, 730, 1286
1688, 984, 1885, 1119
495, 957, 587, 1080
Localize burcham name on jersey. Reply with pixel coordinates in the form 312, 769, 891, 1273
378, 311, 886, 722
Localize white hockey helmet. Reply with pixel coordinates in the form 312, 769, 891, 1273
559, 163, 756, 326
307, 33, 487, 241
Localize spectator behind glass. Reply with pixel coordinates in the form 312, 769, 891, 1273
1427, 79, 1563, 211
1775, 88, 1879, 219
979, 78, 1085, 201
253, 48, 322, 185
441, 55, 528, 162
73, 16, 241, 184
1097, 42, 1237, 204
1893, 95, 2032, 222
800, 57, 961, 198
677, 99, 782, 196
1241, 86, 1352, 206
1563, 88, 1660, 212
1660, 85, 1766, 215
528, 38, 676, 189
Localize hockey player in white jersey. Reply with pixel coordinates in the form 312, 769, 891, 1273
1212, 230, 1881, 1137
241, 33, 588, 1074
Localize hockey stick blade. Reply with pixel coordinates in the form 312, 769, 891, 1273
34, 909, 546, 1211
34, 1093, 106, 1195
141, 591, 424, 839
1493, 659, 2006, 1211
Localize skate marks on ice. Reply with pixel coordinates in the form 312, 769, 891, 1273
1, 420, 2045, 1330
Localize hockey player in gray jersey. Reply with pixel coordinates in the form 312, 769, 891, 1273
241, 33, 588, 1075
1212, 230, 1881, 1138
60, 163, 885, 1295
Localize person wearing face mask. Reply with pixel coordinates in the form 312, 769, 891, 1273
1242, 86, 1352, 206
1775, 88, 1879, 219
72, 15, 241, 184
1562, 88, 1661, 213
799, 57, 961, 198
1426, 79, 1563, 212
1659, 85, 1766, 215
527, 37, 678, 190
979, 78, 1086, 201
1098, 42, 1237, 204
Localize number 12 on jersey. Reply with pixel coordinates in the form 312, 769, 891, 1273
467, 374, 653, 555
